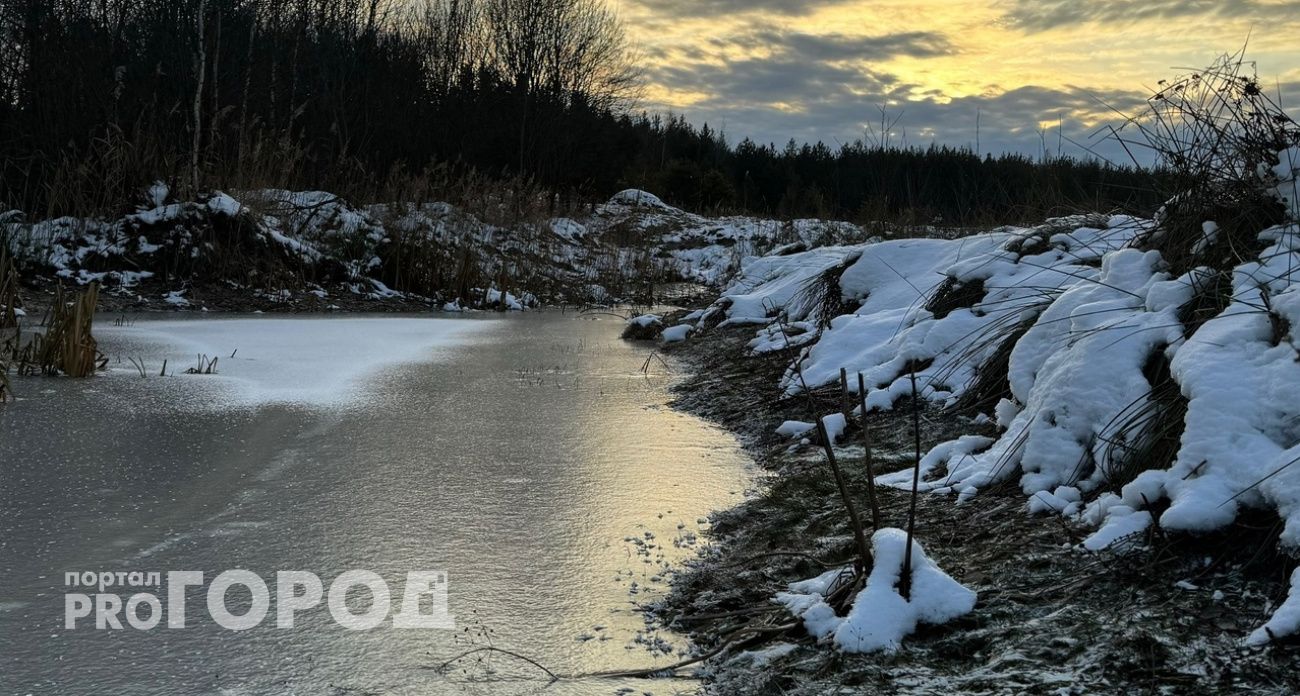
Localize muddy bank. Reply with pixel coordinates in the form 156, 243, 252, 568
656, 322, 1300, 695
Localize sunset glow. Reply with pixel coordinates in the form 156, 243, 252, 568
622, 0, 1300, 157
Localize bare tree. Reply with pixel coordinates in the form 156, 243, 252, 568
412, 0, 482, 93
191, 0, 207, 193
485, 0, 637, 108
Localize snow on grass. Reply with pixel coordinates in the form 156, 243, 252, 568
5, 188, 864, 310
1152, 225, 1300, 544
730, 642, 798, 668
776, 528, 976, 653
775, 420, 815, 439
781, 217, 1150, 407
917, 249, 1192, 499
720, 246, 858, 326
98, 317, 489, 408
162, 289, 190, 307
701, 207, 1300, 645
661, 324, 693, 343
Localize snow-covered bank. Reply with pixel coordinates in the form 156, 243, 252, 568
670, 170, 1300, 648
96, 317, 489, 408
1, 187, 869, 311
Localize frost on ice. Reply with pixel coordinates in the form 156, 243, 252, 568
776, 529, 976, 653
97, 317, 488, 408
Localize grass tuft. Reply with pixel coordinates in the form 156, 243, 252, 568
12, 283, 104, 378
0, 246, 17, 400
1095, 348, 1189, 493
791, 257, 857, 330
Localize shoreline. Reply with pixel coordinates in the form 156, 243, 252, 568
655, 321, 1300, 695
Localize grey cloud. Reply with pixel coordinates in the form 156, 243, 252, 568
1001, 0, 1300, 31
637, 18, 1180, 161
644, 26, 945, 113
628, 0, 854, 18
749, 29, 954, 61
647, 50, 902, 108
646, 43, 1150, 161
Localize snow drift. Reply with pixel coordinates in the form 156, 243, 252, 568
700, 191, 1300, 645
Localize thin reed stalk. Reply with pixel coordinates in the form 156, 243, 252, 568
857, 372, 883, 531
774, 309, 873, 576
899, 370, 923, 601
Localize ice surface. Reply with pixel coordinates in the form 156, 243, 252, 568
98, 317, 490, 408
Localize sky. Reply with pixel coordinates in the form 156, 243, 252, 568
619, 0, 1300, 161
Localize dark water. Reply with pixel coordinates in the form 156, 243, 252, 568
0, 312, 751, 695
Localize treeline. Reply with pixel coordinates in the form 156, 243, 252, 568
631, 125, 1167, 223
0, 0, 1162, 223
0, 0, 638, 215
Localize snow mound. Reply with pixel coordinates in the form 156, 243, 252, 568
607, 189, 674, 210
776, 528, 976, 653
661, 324, 692, 343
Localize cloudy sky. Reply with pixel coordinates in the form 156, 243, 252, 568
620, 0, 1300, 161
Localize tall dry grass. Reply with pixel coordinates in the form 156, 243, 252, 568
12, 284, 104, 378
0, 246, 17, 400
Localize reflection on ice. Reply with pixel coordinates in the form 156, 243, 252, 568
0, 311, 753, 695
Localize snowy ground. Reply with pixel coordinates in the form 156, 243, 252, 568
661, 319, 1300, 695
601, 157, 1300, 692
2, 187, 870, 312
652, 204, 1300, 650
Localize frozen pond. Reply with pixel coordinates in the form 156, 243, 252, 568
0, 312, 752, 695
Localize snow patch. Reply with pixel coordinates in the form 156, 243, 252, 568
661, 324, 693, 343
776, 529, 976, 653
1248, 568, 1300, 645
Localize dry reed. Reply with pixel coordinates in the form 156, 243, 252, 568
13, 284, 104, 378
